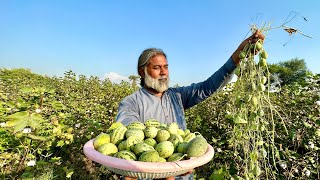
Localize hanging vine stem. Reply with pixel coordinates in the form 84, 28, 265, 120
229, 11, 312, 179
231, 23, 276, 178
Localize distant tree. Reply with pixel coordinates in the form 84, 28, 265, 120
268, 58, 310, 86
173, 84, 180, 88
128, 75, 139, 88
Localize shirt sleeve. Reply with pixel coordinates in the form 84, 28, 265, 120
175, 57, 237, 109
115, 98, 140, 126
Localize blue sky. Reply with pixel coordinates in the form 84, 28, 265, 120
0, 0, 319, 86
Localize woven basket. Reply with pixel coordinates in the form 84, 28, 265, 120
83, 139, 214, 179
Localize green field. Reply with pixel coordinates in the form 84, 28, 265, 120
0, 68, 319, 179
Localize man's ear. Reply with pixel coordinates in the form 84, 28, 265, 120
138, 68, 145, 78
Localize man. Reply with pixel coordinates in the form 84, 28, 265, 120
116, 30, 265, 180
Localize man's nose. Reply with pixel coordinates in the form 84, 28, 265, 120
160, 67, 168, 76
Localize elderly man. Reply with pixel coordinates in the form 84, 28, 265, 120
116, 30, 264, 180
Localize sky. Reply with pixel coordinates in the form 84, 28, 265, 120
0, 0, 319, 86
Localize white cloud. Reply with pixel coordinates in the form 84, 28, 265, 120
103, 72, 129, 84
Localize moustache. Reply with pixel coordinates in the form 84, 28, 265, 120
158, 77, 168, 82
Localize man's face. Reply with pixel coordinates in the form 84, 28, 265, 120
143, 54, 169, 93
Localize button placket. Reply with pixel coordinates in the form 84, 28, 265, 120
161, 95, 169, 123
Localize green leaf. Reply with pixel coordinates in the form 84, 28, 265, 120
303, 121, 312, 128
20, 87, 33, 93
7, 111, 29, 120
47, 89, 55, 94
30, 113, 43, 121
66, 169, 74, 178
289, 128, 297, 140
7, 118, 24, 127
36, 160, 48, 166
51, 101, 65, 110
28, 113, 43, 128
6, 101, 16, 108
234, 116, 247, 124
27, 134, 47, 141
28, 118, 40, 128
49, 156, 61, 162
209, 166, 228, 180
7, 111, 42, 130
0, 93, 8, 100
38, 87, 46, 93
256, 140, 264, 146
57, 140, 65, 147
13, 120, 28, 132
229, 161, 238, 175
21, 172, 34, 178
231, 175, 244, 180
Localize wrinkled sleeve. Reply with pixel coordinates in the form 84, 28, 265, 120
115, 98, 140, 126
177, 57, 237, 109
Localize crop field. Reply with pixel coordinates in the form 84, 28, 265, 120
0, 65, 319, 180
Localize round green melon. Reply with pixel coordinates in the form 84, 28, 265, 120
138, 150, 160, 162
186, 136, 208, 158
155, 141, 174, 158
156, 129, 170, 143
144, 138, 157, 148
97, 143, 118, 156
114, 150, 137, 161
93, 133, 110, 149
132, 142, 154, 157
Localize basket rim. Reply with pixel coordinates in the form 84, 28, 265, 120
83, 139, 214, 173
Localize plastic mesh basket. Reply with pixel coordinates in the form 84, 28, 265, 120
83, 139, 214, 179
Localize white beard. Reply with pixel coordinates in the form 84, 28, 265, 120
144, 69, 169, 93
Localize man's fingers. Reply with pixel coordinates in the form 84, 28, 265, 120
254, 30, 265, 41
249, 30, 265, 43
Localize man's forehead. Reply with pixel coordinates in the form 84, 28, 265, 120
148, 55, 168, 65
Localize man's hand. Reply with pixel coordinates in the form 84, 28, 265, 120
232, 30, 265, 65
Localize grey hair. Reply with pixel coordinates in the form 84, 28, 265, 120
137, 48, 167, 86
